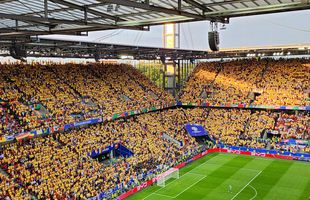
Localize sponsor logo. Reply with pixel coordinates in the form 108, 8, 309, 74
137, 182, 148, 191
202, 150, 208, 156
191, 126, 201, 134
251, 152, 266, 157
227, 149, 241, 154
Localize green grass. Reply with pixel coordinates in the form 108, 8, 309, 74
127, 153, 310, 200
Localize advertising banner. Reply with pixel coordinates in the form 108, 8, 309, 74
185, 124, 208, 137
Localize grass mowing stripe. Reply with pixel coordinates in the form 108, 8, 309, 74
127, 154, 309, 200
147, 153, 234, 199
186, 155, 255, 200
299, 176, 310, 200
263, 161, 310, 200
246, 159, 294, 200
179, 153, 219, 175
133, 153, 225, 200
179, 153, 237, 176
230, 170, 262, 200
223, 156, 273, 200
164, 175, 207, 198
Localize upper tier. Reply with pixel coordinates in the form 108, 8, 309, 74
0, 63, 174, 137
180, 59, 310, 106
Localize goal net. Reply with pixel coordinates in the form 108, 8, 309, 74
156, 168, 180, 187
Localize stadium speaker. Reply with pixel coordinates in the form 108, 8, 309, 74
208, 31, 220, 51
9, 45, 27, 61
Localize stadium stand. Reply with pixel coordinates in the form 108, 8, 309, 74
0, 110, 200, 199
255, 59, 310, 106
181, 59, 310, 106
0, 58, 309, 199
0, 63, 173, 137
274, 111, 309, 140
0, 105, 23, 137
180, 62, 220, 103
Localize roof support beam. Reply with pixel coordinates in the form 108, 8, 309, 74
49, 0, 124, 22
84, 7, 87, 24
0, 12, 122, 29
44, 0, 48, 18
205, 2, 310, 18
204, 0, 256, 7
99, 0, 206, 20
178, 0, 182, 11
0, 30, 49, 37
183, 0, 213, 13
15, 20, 18, 30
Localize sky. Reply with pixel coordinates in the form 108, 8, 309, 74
29, 9, 310, 51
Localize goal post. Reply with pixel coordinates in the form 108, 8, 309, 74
156, 168, 179, 187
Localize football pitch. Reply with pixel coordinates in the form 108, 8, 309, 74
127, 153, 310, 200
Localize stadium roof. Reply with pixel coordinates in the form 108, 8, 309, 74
0, 0, 310, 39
0, 38, 309, 60
0, 37, 209, 60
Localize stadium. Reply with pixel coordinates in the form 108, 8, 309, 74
0, 0, 309, 200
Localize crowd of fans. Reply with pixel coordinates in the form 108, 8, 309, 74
274, 112, 309, 140
0, 109, 200, 200
180, 62, 219, 103
181, 108, 309, 150
179, 58, 309, 152
4, 106, 305, 199
245, 110, 276, 140
0, 105, 23, 137
255, 59, 310, 106
0, 58, 309, 200
0, 63, 173, 137
0, 172, 30, 199
181, 58, 310, 106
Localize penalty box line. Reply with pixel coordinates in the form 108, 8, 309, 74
142, 154, 224, 200
230, 170, 262, 200
154, 175, 207, 199
171, 175, 206, 199
152, 173, 206, 198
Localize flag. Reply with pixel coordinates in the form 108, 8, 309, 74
15, 133, 30, 141
112, 113, 119, 120
4, 135, 15, 141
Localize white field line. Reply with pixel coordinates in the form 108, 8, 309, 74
141, 172, 197, 200
249, 185, 258, 200
152, 193, 175, 198
152, 172, 201, 195
187, 172, 206, 176
204, 163, 261, 172
142, 154, 224, 200
230, 171, 262, 200
170, 175, 206, 199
